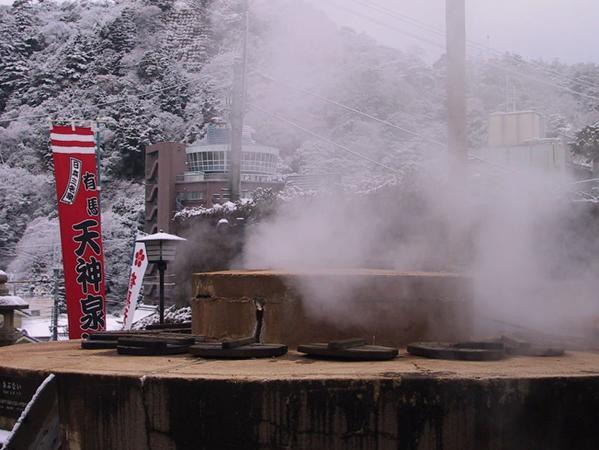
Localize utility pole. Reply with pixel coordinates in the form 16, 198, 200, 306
446, 0, 467, 165
51, 268, 60, 341
229, 0, 249, 202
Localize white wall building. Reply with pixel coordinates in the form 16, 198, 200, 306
476, 111, 569, 172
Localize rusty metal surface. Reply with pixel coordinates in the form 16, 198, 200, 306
189, 343, 287, 359
298, 342, 398, 361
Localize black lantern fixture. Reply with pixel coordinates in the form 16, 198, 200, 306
137, 231, 186, 323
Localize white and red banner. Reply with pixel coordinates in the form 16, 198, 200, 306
51, 124, 106, 339
122, 241, 148, 330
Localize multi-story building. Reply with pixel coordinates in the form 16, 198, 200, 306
145, 123, 283, 234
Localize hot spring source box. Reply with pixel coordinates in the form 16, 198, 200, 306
191, 269, 473, 346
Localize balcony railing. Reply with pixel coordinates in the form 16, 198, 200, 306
176, 172, 206, 183
175, 171, 283, 184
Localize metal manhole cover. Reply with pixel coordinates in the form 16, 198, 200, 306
298, 338, 398, 361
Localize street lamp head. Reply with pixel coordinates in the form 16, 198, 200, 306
136, 230, 186, 263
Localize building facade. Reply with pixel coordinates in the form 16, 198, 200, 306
145, 123, 283, 234
475, 111, 570, 173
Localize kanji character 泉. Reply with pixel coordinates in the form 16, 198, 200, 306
72, 219, 101, 256
79, 294, 105, 330
75, 256, 102, 293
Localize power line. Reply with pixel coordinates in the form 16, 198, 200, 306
483, 60, 599, 103
331, 0, 599, 102
349, 0, 446, 38
327, 0, 446, 52
252, 69, 446, 148
349, 0, 599, 94
252, 71, 520, 173
248, 104, 400, 174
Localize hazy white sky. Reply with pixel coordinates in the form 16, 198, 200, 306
306, 0, 599, 64
0, 0, 596, 63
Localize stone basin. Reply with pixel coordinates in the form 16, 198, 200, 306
191, 269, 473, 346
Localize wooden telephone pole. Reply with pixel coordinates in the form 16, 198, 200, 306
446, 0, 467, 165
229, 0, 249, 202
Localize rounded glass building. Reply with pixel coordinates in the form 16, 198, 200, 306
185, 123, 280, 183
171, 123, 282, 207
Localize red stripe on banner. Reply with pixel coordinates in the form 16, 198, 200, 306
50, 140, 96, 148
51, 124, 106, 339
52, 125, 95, 136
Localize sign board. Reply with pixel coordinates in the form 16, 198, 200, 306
51, 124, 106, 339
0, 375, 42, 419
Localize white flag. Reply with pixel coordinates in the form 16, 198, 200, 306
122, 241, 149, 330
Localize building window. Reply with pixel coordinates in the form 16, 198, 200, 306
188, 151, 226, 173
188, 150, 278, 174
212, 194, 220, 204
188, 191, 203, 200
241, 152, 277, 174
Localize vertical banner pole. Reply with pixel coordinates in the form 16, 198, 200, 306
158, 261, 166, 324
94, 125, 102, 190
51, 267, 60, 341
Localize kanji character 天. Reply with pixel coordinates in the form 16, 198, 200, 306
72, 219, 101, 256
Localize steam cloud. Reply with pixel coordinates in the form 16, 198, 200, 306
236, 1, 599, 342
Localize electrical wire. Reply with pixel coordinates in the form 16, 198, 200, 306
251, 70, 520, 173
327, 0, 446, 51
248, 103, 400, 173
350, 0, 599, 92
329, 0, 599, 102
252, 69, 446, 148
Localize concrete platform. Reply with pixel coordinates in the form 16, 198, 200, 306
191, 269, 473, 346
1, 342, 599, 449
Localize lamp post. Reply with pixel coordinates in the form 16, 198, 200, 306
136, 231, 186, 324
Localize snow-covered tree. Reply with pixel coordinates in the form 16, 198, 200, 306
571, 123, 599, 175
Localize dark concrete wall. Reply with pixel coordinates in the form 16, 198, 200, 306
3, 367, 599, 450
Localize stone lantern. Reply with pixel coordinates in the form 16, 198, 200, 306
136, 231, 186, 324
0, 270, 29, 346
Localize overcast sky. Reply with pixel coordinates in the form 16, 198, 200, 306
1, 0, 596, 64
306, 0, 599, 64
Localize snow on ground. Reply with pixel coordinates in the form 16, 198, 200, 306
18, 298, 157, 340
132, 305, 191, 329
